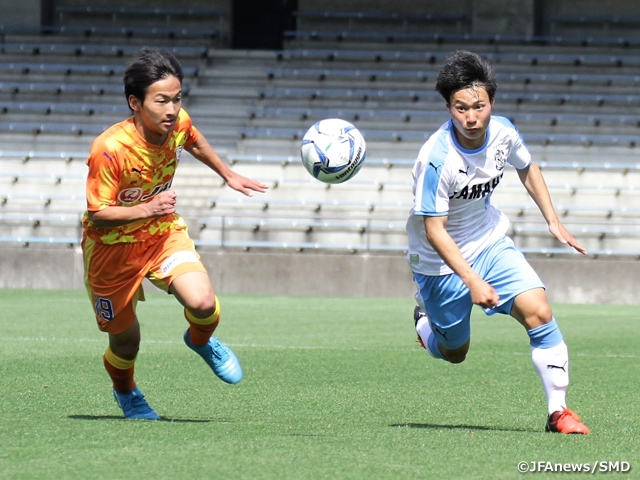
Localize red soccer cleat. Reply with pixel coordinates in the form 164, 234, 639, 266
545, 408, 590, 434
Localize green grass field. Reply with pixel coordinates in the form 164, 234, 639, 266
0, 289, 637, 479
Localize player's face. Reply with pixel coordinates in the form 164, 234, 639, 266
129, 75, 182, 145
447, 86, 493, 150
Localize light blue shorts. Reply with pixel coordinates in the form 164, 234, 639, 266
413, 236, 544, 350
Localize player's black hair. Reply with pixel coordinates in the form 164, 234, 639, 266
435, 50, 497, 103
123, 47, 184, 106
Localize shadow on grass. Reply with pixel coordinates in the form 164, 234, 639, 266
68, 415, 229, 423
390, 422, 540, 433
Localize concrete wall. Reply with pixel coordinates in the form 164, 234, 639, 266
1, 247, 638, 304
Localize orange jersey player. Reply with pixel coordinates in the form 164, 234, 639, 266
81, 47, 268, 419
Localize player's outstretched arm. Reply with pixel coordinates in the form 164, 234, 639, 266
187, 136, 269, 197
516, 162, 587, 255
424, 216, 500, 308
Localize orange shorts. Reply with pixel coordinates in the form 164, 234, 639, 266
82, 227, 207, 334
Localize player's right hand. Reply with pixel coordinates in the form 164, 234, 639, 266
468, 277, 500, 308
146, 189, 177, 217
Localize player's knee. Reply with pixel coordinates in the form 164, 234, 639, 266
533, 302, 553, 325
442, 343, 469, 364
110, 342, 139, 361
188, 303, 216, 319
446, 351, 468, 364
186, 294, 217, 319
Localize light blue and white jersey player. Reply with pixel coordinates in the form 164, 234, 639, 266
404, 50, 590, 434
406, 116, 531, 276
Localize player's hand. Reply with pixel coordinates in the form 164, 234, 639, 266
467, 277, 500, 309
225, 171, 269, 197
146, 189, 177, 217
549, 220, 587, 255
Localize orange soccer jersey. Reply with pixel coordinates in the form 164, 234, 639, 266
82, 108, 200, 244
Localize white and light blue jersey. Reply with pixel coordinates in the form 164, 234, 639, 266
406, 116, 532, 276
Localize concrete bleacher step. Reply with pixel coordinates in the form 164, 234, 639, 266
188, 85, 261, 103
199, 66, 274, 87
0, 132, 95, 153
0, 212, 82, 240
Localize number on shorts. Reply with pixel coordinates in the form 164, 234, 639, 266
94, 296, 114, 322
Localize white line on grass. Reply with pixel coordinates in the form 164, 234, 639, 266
2, 336, 638, 358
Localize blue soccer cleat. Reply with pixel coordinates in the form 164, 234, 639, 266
113, 386, 160, 420
183, 330, 243, 384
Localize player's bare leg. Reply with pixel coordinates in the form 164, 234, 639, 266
171, 271, 243, 384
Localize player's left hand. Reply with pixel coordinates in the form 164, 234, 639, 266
549, 221, 587, 255
225, 172, 269, 197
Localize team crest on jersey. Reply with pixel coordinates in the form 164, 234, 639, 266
118, 187, 143, 204
175, 145, 183, 164
493, 144, 508, 171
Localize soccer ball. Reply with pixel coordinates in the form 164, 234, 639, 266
300, 118, 366, 184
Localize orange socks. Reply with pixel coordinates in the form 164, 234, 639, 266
184, 296, 221, 346
103, 346, 136, 394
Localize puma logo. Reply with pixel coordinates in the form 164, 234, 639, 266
547, 361, 567, 372
434, 326, 448, 339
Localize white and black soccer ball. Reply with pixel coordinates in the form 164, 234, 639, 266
300, 118, 366, 184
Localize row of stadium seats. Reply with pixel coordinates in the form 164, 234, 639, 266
0, 62, 198, 78
4, 208, 640, 256
1, 101, 128, 116
275, 48, 640, 69
3, 150, 640, 255
547, 14, 640, 36
257, 87, 640, 107
266, 68, 640, 89
240, 127, 640, 148
0, 24, 218, 44
284, 30, 640, 50
249, 107, 640, 136
0, 43, 208, 60
0, 123, 109, 136
54, 5, 226, 25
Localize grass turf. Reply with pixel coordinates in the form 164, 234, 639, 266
0, 290, 637, 479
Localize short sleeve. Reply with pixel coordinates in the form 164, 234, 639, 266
508, 131, 532, 170
413, 131, 451, 217
85, 141, 121, 212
